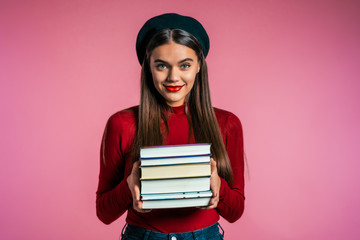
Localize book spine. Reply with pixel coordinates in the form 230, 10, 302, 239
140, 154, 211, 160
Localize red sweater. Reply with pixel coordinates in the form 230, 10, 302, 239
96, 104, 245, 233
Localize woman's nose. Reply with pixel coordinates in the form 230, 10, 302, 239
167, 68, 180, 82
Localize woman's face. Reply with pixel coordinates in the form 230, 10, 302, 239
149, 41, 200, 107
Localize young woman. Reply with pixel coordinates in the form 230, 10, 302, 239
96, 13, 245, 239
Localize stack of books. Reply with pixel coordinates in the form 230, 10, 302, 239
140, 143, 212, 209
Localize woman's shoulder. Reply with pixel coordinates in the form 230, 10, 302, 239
106, 106, 139, 130
213, 107, 241, 121
110, 105, 138, 119
213, 107, 243, 130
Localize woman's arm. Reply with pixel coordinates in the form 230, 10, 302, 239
96, 113, 133, 224
216, 112, 245, 223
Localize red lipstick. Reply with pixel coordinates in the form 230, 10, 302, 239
165, 85, 183, 92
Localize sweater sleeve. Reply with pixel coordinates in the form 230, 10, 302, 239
217, 112, 245, 223
96, 114, 133, 225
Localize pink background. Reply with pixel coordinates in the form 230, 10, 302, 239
1, 0, 360, 239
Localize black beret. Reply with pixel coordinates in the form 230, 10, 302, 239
136, 13, 210, 64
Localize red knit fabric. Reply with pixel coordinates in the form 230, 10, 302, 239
96, 104, 245, 233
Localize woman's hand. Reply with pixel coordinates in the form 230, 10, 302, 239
127, 161, 151, 213
203, 158, 221, 209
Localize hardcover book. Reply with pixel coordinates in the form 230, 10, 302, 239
140, 143, 211, 158
140, 155, 211, 167
141, 190, 212, 209
142, 197, 211, 209
140, 163, 211, 180
141, 177, 210, 194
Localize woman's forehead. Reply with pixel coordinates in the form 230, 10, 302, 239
150, 42, 198, 62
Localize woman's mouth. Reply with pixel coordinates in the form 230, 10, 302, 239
164, 85, 184, 92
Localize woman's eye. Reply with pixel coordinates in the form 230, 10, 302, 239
156, 64, 167, 70
181, 64, 191, 69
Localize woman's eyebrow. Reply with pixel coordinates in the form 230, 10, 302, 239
179, 58, 194, 63
153, 58, 194, 64
154, 59, 167, 63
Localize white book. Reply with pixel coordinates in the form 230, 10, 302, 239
141, 177, 210, 194
142, 197, 211, 209
140, 143, 211, 159
141, 190, 213, 200
140, 155, 211, 167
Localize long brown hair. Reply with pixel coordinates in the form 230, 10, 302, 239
132, 29, 234, 185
